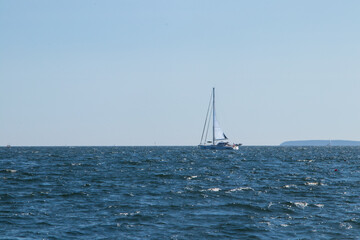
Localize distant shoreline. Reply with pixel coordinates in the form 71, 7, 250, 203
280, 140, 360, 146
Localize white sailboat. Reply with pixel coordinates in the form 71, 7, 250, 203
198, 88, 241, 150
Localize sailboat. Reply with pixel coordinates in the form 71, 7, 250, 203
198, 88, 241, 150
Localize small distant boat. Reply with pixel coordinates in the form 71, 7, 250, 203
198, 88, 241, 150
6, 145, 11, 148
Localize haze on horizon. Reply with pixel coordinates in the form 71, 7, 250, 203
1, 0, 360, 146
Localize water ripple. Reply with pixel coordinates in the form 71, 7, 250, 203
1, 146, 360, 238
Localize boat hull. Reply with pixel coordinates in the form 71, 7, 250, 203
198, 144, 239, 150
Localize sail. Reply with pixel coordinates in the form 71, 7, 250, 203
199, 88, 239, 150
214, 114, 228, 141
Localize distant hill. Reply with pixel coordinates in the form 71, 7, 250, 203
280, 140, 360, 146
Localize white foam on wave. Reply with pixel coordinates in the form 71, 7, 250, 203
305, 182, 321, 186
283, 184, 297, 189
5, 169, 17, 173
71, 163, 82, 166
186, 176, 198, 180
202, 188, 221, 192
117, 211, 140, 216
226, 187, 254, 192
118, 212, 129, 216
15, 212, 34, 216
314, 204, 324, 208
259, 221, 271, 226
340, 222, 352, 229
294, 202, 308, 209
117, 223, 135, 228
297, 159, 314, 162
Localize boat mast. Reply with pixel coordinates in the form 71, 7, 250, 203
212, 87, 215, 145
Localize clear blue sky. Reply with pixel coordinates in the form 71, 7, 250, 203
1, 0, 360, 146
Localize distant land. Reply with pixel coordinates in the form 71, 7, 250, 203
280, 140, 360, 146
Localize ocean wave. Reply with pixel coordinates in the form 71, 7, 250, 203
226, 187, 254, 192
1, 146, 359, 239
293, 202, 308, 209
1, 169, 17, 173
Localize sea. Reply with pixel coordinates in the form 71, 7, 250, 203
1, 146, 359, 239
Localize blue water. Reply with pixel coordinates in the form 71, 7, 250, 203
1, 146, 359, 239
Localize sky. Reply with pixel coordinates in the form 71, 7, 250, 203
1, 0, 360, 146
